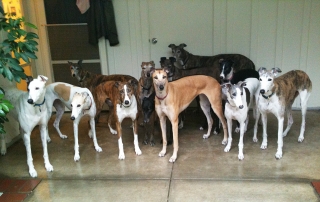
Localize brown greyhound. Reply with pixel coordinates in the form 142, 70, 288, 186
151, 68, 228, 162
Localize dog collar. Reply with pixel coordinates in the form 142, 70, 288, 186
34, 98, 46, 112
156, 94, 167, 100
261, 92, 274, 100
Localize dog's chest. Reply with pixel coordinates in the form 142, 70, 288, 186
258, 95, 281, 113
116, 98, 138, 122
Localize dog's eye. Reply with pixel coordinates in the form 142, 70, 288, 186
232, 93, 236, 97
259, 78, 262, 81
154, 76, 158, 79
241, 92, 243, 95
268, 78, 272, 81
163, 76, 166, 79
177, 50, 180, 54
77, 104, 80, 107
35, 87, 39, 90
71, 104, 73, 107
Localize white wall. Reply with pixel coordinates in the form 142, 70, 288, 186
107, 0, 320, 108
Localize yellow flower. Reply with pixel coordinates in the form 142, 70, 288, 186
14, 35, 26, 43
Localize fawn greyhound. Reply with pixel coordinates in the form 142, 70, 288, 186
151, 68, 228, 162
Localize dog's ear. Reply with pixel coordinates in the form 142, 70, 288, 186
81, 92, 90, 100
258, 67, 267, 76
68, 61, 73, 65
114, 81, 120, 89
78, 60, 83, 66
219, 59, 224, 64
141, 62, 146, 69
38, 75, 48, 82
150, 67, 156, 76
271, 67, 282, 76
160, 57, 166, 63
168, 44, 176, 48
179, 43, 187, 48
221, 83, 232, 90
169, 57, 176, 63
25, 76, 33, 83
128, 79, 138, 88
150, 61, 155, 67
163, 67, 170, 75
238, 81, 247, 88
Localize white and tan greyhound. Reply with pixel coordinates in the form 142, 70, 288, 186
45, 82, 102, 161
2, 75, 52, 177
150, 68, 228, 162
221, 78, 260, 160
254, 67, 312, 159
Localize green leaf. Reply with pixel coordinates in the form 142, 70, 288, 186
0, 109, 5, 116
24, 51, 37, 59
3, 66, 13, 81
0, 104, 9, 112
26, 32, 39, 39
19, 52, 29, 63
24, 22, 37, 29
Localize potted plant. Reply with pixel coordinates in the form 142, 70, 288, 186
0, 5, 39, 134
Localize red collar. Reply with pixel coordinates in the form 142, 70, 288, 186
156, 94, 167, 100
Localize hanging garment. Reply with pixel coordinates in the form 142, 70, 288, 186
76, 0, 90, 14
87, 0, 119, 46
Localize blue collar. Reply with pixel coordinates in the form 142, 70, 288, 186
34, 98, 46, 112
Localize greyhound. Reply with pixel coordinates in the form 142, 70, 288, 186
45, 82, 102, 161
2, 75, 53, 177
254, 67, 312, 159
221, 78, 260, 160
151, 68, 228, 163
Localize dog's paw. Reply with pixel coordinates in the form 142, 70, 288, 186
169, 155, 176, 163
222, 139, 227, 145
150, 140, 155, 147
159, 150, 166, 157
45, 163, 54, 172
238, 153, 244, 160
109, 127, 117, 135
260, 143, 267, 150
203, 133, 210, 139
234, 127, 240, 133
135, 147, 142, 156
143, 139, 149, 145
1, 148, 6, 155
253, 137, 258, 143
298, 136, 304, 142
199, 126, 204, 130
118, 152, 125, 160
59, 134, 68, 139
275, 151, 282, 159
224, 145, 231, 152
74, 154, 80, 162
178, 121, 184, 129
95, 146, 102, 152
29, 168, 38, 178
46, 137, 51, 143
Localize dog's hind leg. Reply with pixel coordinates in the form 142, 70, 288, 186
298, 90, 311, 142
89, 117, 102, 152
53, 100, 68, 139
282, 105, 293, 137
40, 124, 54, 172
199, 95, 213, 139
23, 131, 37, 177
132, 119, 142, 156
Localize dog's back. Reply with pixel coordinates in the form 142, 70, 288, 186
273, 70, 312, 104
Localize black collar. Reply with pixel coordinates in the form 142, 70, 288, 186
34, 98, 46, 112
261, 92, 274, 99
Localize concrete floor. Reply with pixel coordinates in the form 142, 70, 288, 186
0, 109, 320, 202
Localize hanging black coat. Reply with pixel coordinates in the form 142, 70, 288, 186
87, 0, 119, 46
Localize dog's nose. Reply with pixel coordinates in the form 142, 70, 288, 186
159, 85, 164, 90
124, 100, 129, 105
260, 89, 265, 94
147, 73, 150, 77
70, 116, 75, 120
220, 76, 224, 79
239, 105, 243, 109
72, 74, 75, 77
144, 118, 149, 123
27, 99, 34, 104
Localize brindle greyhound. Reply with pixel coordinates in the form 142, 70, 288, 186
68, 60, 138, 122
254, 67, 312, 159
151, 68, 228, 162
138, 61, 157, 146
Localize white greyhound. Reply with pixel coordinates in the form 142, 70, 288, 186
254, 67, 312, 159
2, 75, 53, 177
45, 82, 102, 161
221, 78, 260, 160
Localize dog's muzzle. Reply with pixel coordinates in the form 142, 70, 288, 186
72, 74, 76, 77
159, 85, 164, 91
27, 99, 34, 104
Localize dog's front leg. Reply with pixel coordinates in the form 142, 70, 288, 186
224, 118, 233, 153
89, 117, 102, 152
73, 119, 80, 161
275, 115, 284, 159
260, 112, 268, 149
158, 115, 167, 157
253, 110, 260, 143
169, 118, 179, 163
117, 122, 125, 160
238, 122, 246, 160
40, 125, 54, 172
0, 133, 6, 155
132, 119, 142, 156
23, 132, 37, 177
